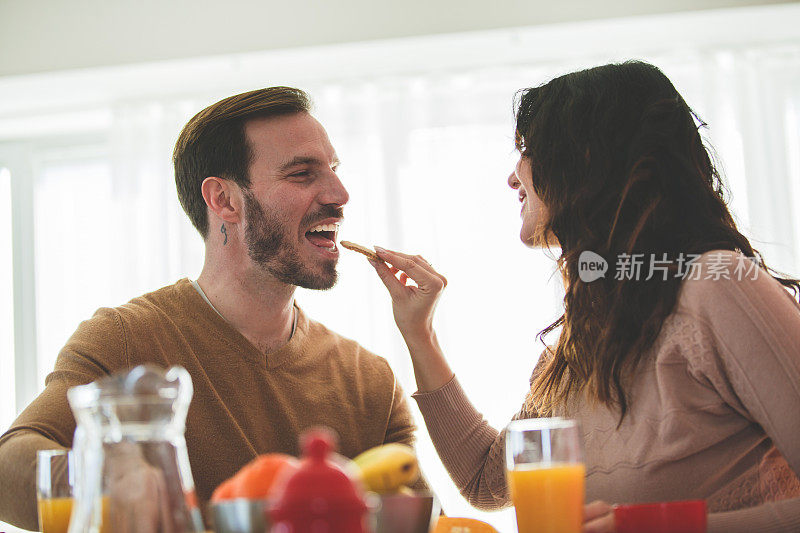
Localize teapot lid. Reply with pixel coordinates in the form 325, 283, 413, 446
270, 428, 367, 518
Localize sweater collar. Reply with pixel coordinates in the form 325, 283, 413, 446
189, 278, 298, 339
178, 278, 308, 369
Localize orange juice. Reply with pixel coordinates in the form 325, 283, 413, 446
37, 497, 111, 533
508, 462, 585, 533
38, 497, 72, 533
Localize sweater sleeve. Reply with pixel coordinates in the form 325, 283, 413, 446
0, 307, 129, 529
710, 499, 800, 533
680, 253, 800, 533
412, 377, 510, 510
412, 361, 542, 511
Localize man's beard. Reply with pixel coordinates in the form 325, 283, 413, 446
243, 190, 338, 290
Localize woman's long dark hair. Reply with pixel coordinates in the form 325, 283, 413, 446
515, 61, 800, 421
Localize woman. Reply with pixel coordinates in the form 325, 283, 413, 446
367, 61, 800, 532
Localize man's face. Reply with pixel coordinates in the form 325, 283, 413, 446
241, 112, 348, 290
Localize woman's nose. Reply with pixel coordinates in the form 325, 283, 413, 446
508, 171, 520, 189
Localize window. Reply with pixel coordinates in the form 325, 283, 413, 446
0, 167, 14, 431
33, 155, 116, 384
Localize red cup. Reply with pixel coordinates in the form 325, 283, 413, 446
614, 499, 707, 533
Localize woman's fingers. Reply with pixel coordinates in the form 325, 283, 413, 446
584, 500, 613, 521
374, 247, 445, 292
370, 259, 415, 291
583, 501, 616, 533
377, 247, 448, 287
369, 257, 407, 299
367, 246, 446, 340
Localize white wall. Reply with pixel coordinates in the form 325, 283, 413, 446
0, 0, 795, 77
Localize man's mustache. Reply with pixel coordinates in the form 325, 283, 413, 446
301, 206, 344, 229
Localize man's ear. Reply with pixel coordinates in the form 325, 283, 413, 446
201, 177, 241, 224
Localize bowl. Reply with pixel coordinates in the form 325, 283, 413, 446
211, 499, 269, 533
212, 493, 437, 533
373, 492, 438, 533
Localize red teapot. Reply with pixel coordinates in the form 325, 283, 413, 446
269, 428, 370, 533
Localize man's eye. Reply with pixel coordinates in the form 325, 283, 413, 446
290, 171, 310, 178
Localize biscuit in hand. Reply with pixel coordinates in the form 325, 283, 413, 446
340, 240, 379, 261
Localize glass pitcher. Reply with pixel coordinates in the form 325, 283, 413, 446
67, 365, 204, 533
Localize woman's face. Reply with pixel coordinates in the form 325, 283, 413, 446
508, 156, 552, 248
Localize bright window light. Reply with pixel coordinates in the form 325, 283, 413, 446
0, 167, 14, 431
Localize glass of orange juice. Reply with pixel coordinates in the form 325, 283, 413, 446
505, 418, 585, 533
37, 449, 74, 533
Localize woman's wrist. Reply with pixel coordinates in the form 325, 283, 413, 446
402, 330, 453, 392
401, 328, 438, 353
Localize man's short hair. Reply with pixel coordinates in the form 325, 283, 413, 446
173, 87, 312, 238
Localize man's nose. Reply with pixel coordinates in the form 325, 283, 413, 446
320, 171, 350, 207
508, 171, 520, 189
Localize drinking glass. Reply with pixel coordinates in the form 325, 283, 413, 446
37, 449, 74, 533
505, 418, 585, 533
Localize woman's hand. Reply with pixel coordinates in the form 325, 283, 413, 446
369, 247, 454, 392
369, 247, 447, 343
583, 500, 616, 533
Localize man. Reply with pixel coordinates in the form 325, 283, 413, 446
0, 87, 421, 529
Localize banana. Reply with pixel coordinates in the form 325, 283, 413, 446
352, 443, 419, 494
395, 485, 416, 497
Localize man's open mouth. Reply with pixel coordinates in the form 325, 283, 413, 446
305, 222, 340, 251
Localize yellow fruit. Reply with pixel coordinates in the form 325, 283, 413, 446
352, 443, 419, 494
395, 485, 415, 496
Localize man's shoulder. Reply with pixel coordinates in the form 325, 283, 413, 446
58, 280, 195, 369
109, 278, 196, 320
74, 279, 189, 323
87, 279, 199, 336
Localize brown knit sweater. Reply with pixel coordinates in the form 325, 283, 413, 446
413, 250, 800, 533
0, 279, 418, 530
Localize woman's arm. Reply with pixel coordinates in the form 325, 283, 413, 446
680, 255, 800, 532
368, 248, 517, 508
369, 247, 452, 392
412, 377, 512, 509
588, 251, 800, 533
681, 257, 800, 477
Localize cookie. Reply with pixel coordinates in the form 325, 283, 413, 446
340, 240, 379, 261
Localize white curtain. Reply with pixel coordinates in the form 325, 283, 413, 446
0, 168, 14, 432
1, 5, 799, 531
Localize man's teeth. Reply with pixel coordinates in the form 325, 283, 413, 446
309, 223, 339, 233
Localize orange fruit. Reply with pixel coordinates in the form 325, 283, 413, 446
210, 478, 237, 502
432, 517, 499, 533
230, 453, 300, 500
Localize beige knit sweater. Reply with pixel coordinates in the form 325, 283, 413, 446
413, 250, 800, 533
0, 279, 418, 530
